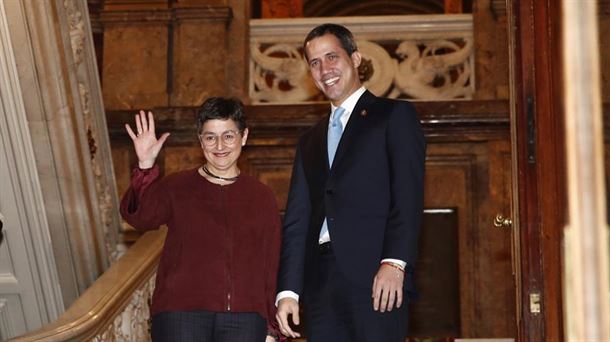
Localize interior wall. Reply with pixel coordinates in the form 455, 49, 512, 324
98, 0, 516, 338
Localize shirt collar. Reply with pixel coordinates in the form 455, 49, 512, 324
331, 86, 366, 116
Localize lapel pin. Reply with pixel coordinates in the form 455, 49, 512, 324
360, 109, 368, 116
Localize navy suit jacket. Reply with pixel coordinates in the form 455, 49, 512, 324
278, 90, 426, 299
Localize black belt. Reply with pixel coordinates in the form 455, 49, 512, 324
318, 241, 332, 255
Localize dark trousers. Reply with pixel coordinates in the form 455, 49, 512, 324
151, 310, 267, 342
304, 247, 409, 342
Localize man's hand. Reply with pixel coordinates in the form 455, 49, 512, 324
276, 298, 301, 338
372, 263, 405, 312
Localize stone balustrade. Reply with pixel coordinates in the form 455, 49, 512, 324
8, 229, 165, 342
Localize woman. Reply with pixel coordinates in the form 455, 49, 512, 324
120, 97, 282, 342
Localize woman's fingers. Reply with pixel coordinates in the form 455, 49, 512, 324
125, 124, 137, 140
135, 112, 143, 135
133, 110, 158, 138
140, 110, 148, 132
148, 111, 155, 134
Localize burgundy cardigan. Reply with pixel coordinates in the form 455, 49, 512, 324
120, 165, 282, 335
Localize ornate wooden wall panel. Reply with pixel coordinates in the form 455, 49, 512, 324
107, 99, 515, 338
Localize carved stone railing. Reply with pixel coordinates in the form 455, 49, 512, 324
250, 14, 474, 104
8, 229, 165, 342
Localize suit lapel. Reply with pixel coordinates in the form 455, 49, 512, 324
321, 113, 331, 173
304, 111, 331, 174
331, 91, 377, 169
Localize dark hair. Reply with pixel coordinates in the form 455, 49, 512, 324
303, 23, 358, 61
196, 97, 247, 134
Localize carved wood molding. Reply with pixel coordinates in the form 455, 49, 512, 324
100, 10, 172, 25
304, 0, 445, 16
100, 6, 232, 25
173, 7, 233, 22
106, 100, 509, 145
250, 15, 475, 103
424, 152, 478, 335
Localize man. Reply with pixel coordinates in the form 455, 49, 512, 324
276, 23, 426, 342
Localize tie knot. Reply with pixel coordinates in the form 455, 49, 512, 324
331, 107, 346, 127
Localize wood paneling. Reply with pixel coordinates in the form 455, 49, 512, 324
107, 99, 514, 338
409, 209, 460, 337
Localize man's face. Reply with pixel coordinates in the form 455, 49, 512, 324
305, 34, 362, 106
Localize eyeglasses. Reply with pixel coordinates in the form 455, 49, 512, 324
199, 130, 241, 146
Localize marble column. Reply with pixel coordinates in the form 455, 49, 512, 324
2, 0, 121, 308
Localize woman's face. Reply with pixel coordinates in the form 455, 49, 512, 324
199, 119, 248, 174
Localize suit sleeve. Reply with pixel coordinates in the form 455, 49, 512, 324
277, 144, 311, 295
263, 189, 283, 339
383, 101, 426, 269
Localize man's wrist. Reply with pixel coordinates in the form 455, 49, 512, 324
381, 261, 405, 273
380, 258, 406, 270
275, 290, 299, 307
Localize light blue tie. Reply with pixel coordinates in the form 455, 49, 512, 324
327, 106, 346, 166
320, 107, 346, 242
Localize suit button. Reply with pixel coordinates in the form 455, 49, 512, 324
326, 189, 334, 195
329, 218, 335, 221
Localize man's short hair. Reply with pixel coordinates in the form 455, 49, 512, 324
303, 23, 358, 61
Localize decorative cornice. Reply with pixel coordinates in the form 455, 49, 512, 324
173, 7, 232, 22
250, 14, 473, 43
100, 6, 232, 25
100, 10, 172, 24
106, 100, 510, 145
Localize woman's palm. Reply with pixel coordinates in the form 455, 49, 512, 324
125, 110, 170, 168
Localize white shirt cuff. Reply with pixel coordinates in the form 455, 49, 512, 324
381, 258, 406, 270
275, 290, 299, 307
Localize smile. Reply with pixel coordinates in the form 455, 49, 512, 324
323, 76, 340, 86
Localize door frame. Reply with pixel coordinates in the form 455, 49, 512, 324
508, 0, 565, 340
